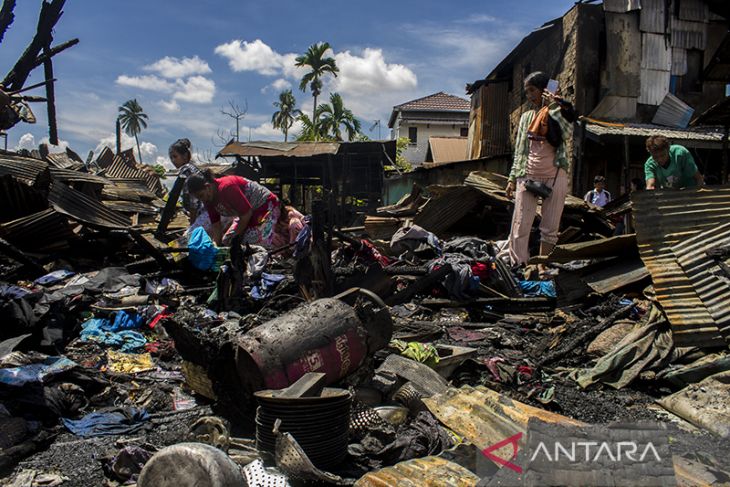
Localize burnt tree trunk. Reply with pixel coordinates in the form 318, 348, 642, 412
0, 0, 16, 45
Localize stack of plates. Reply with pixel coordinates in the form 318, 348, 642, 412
255, 388, 352, 470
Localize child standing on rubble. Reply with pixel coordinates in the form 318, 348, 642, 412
187, 170, 281, 248
504, 71, 576, 275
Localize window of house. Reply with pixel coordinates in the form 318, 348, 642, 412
408, 126, 417, 145
460, 127, 468, 137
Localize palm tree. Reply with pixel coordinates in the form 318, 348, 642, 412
118, 99, 148, 163
295, 109, 330, 142
295, 42, 339, 138
318, 93, 362, 141
271, 90, 302, 142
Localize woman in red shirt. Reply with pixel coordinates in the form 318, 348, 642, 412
187, 170, 280, 247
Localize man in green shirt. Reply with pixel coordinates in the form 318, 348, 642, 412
644, 135, 704, 190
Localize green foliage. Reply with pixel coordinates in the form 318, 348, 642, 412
318, 93, 362, 141
295, 42, 339, 97
395, 136, 413, 172
271, 89, 302, 142
152, 164, 166, 177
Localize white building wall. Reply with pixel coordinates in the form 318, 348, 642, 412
392, 112, 468, 165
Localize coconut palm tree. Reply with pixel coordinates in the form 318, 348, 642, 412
294, 111, 329, 142
295, 42, 338, 138
318, 93, 362, 141
271, 90, 302, 142
118, 99, 148, 163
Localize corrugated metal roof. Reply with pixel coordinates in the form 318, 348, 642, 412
670, 17, 707, 50
218, 140, 340, 158
0, 154, 49, 185
102, 200, 159, 215
354, 456, 479, 487
652, 93, 695, 128
585, 122, 725, 144
100, 156, 163, 195
604, 0, 642, 13
48, 181, 131, 229
0, 209, 74, 251
639, 67, 670, 105
45, 152, 82, 170
424, 137, 468, 165
641, 33, 672, 70
640, 0, 667, 33
413, 186, 483, 236
583, 257, 650, 294
0, 174, 48, 223
49, 168, 110, 185
532, 234, 637, 264
632, 186, 730, 348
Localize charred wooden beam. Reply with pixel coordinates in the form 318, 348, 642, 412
2, 0, 65, 91
42, 45, 57, 145
0, 0, 16, 45
31, 38, 78, 69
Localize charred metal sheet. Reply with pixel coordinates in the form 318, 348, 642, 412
354, 456, 479, 487
94, 146, 115, 169
583, 257, 650, 294
103, 178, 158, 201
0, 208, 73, 251
423, 386, 583, 457
101, 156, 163, 196
48, 181, 130, 229
102, 200, 159, 215
414, 185, 482, 236
533, 234, 637, 264
633, 186, 730, 347
49, 167, 109, 185
0, 154, 50, 185
0, 174, 48, 223
45, 152, 81, 170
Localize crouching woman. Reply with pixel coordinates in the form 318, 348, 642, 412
187, 170, 280, 247
505, 71, 576, 269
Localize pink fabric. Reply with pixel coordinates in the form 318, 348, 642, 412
526, 139, 557, 178
271, 208, 305, 249
508, 169, 569, 265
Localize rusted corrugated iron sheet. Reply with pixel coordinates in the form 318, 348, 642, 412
670, 17, 707, 50
673, 222, 730, 341
641, 33, 672, 70
218, 140, 340, 158
534, 234, 637, 264
102, 200, 159, 215
101, 156, 163, 196
49, 168, 109, 185
0, 174, 48, 223
354, 456, 479, 487
422, 386, 584, 463
640, 0, 667, 33
45, 152, 81, 170
95, 147, 115, 169
632, 187, 730, 347
48, 181, 130, 229
583, 257, 650, 294
0, 208, 74, 251
639, 68, 670, 105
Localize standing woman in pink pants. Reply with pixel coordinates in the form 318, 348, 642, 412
504, 71, 576, 275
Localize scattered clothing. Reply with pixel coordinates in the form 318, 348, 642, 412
250, 273, 286, 300
443, 237, 491, 260
105, 350, 155, 374
188, 226, 220, 271
390, 225, 442, 257
110, 311, 145, 331
62, 407, 149, 437
33, 270, 75, 286
79, 319, 146, 353
390, 340, 440, 367
0, 356, 77, 387
428, 254, 476, 300
519, 280, 557, 298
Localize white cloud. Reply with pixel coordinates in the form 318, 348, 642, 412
156, 155, 175, 170
333, 48, 417, 96
158, 99, 181, 112
458, 14, 498, 24
93, 133, 158, 163
39, 137, 70, 153
173, 76, 216, 103
116, 74, 176, 92
262, 78, 292, 94
144, 55, 211, 78
16, 132, 35, 151
215, 39, 287, 76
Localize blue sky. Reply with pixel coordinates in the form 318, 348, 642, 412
0, 0, 576, 168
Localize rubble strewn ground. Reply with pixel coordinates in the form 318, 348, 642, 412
1, 145, 729, 486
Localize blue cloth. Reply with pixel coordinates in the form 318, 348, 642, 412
0, 284, 31, 299
33, 269, 75, 286
251, 273, 286, 300
188, 226, 219, 271
0, 356, 77, 387
80, 319, 146, 352
62, 408, 149, 437
110, 311, 145, 331
519, 280, 557, 298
